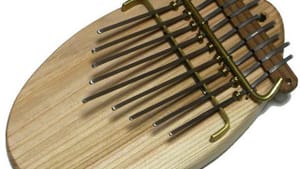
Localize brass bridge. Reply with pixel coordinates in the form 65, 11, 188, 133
83, 0, 297, 142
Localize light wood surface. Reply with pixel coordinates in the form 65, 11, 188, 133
6, 0, 296, 168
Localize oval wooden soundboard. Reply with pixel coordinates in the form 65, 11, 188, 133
6, 0, 297, 168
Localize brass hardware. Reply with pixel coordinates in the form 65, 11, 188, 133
231, 76, 239, 88
122, 0, 142, 11
181, 0, 282, 102
170, 1, 179, 10
190, 21, 198, 31
207, 43, 214, 52
220, 66, 229, 76
210, 110, 230, 142
122, 0, 230, 142
215, 55, 223, 64
183, 10, 192, 20
197, 32, 205, 43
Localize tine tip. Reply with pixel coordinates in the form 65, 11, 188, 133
89, 80, 95, 85
91, 48, 97, 54
97, 29, 102, 34
112, 106, 117, 111
91, 63, 97, 69
82, 99, 88, 104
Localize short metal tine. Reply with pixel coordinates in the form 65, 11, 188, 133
229, 0, 260, 18
211, 2, 260, 32
204, 0, 237, 21
245, 21, 275, 41
196, 0, 214, 10
227, 21, 276, 54
170, 54, 291, 137
154, 38, 289, 126
261, 42, 290, 62
252, 55, 293, 87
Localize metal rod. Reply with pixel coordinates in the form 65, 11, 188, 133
125, 33, 279, 119
111, 15, 262, 109
153, 39, 288, 127
91, 11, 256, 84
98, 0, 218, 34
91, 0, 237, 67
169, 55, 292, 136
97, 2, 179, 34
92, 25, 193, 67
90, 35, 199, 84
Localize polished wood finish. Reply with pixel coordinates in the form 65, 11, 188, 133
6, 0, 297, 168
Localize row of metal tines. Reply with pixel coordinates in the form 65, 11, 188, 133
83, 0, 293, 137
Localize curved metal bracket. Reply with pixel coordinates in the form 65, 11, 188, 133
122, 0, 143, 11
210, 108, 230, 142
181, 0, 282, 102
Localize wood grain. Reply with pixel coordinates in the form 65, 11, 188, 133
6, 0, 296, 168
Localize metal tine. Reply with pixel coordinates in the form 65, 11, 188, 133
129, 83, 203, 120
203, 0, 237, 21
97, 2, 182, 34
131, 37, 281, 120
242, 34, 280, 76
153, 38, 286, 127
235, 35, 286, 66
169, 55, 293, 136
93, 14, 187, 53
94, 0, 215, 51
112, 14, 262, 110
227, 21, 276, 54
252, 55, 293, 87
116, 59, 217, 112
212, 3, 259, 31
230, 0, 260, 18
89, 1, 250, 84
90, 35, 199, 84
97, 0, 216, 34
83, 58, 183, 103
91, 0, 238, 67
84, 1, 263, 103
91, 25, 193, 66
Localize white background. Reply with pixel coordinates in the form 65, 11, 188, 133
0, 0, 299, 168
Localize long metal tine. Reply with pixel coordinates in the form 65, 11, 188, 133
92, 0, 240, 67
83, 58, 185, 103
97, 0, 218, 34
91, 25, 193, 67
97, 2, 181, 34
113, 59, 217, 111
153, 40, 288, 127
91, 10, 257, 84
140, 38, 285, 119
90, 36, 199, 84
111, 15, 262, 109
169, 54, 293, 136
93, 0, 215, 53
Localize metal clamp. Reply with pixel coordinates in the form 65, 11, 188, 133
122, 0, 231, 142
181, 0, 282, 102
